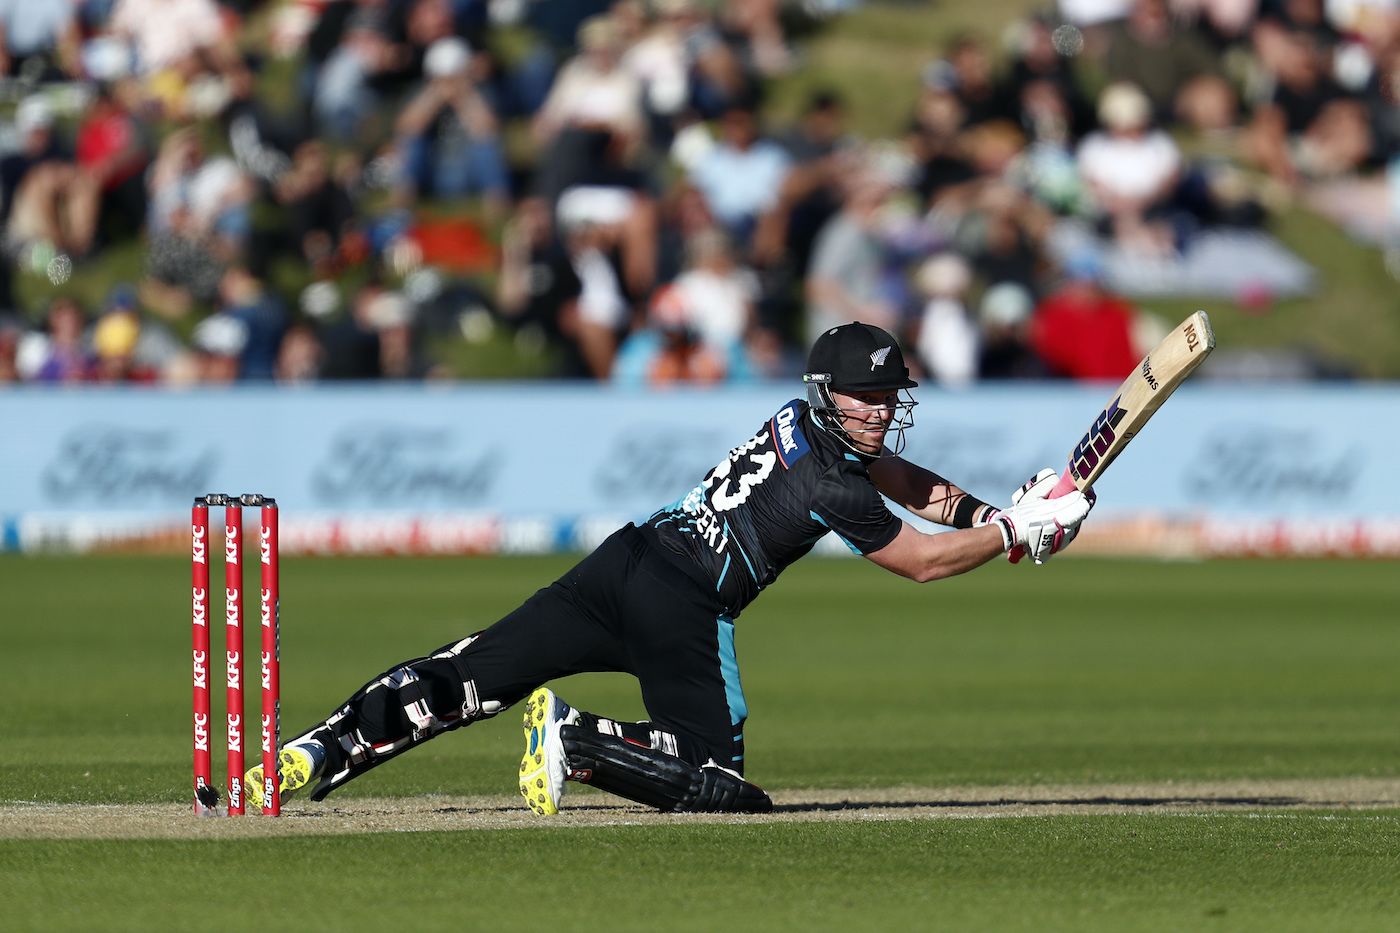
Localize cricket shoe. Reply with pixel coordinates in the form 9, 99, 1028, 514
244, 739, 326, 810
519, 687, 579, 816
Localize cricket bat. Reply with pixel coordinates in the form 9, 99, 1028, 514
1008, 309, 1216, 562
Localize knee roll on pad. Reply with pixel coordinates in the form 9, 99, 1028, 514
560, 726, 772, 814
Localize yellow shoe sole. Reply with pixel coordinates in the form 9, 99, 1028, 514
243, 747, 316, 810
518, 687, 558, 816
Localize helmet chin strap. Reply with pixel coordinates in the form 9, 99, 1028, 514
806, 383, 917, 457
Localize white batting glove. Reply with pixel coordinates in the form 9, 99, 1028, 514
987, 468, 1057, 563
993, 481, 1094, 565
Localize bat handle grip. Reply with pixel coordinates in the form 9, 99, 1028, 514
1005, 467, 1080, 564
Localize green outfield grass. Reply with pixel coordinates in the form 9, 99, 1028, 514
1, 554, 1398, 930
4, 815, 1399, 932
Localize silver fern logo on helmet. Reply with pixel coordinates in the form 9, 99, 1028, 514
869, 347, 892, 370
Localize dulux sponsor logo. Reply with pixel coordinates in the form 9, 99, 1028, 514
193, 650, 209, 690
775, 406, 799, 455
193, 711, 210, 751
192, 587, 207, 627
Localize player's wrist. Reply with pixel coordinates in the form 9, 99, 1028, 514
952, 496, 998, 529
992, 514, 1016, 551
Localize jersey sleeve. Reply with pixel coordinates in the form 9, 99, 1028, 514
810, 460, 902, 555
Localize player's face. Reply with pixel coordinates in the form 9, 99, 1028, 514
831, 389, 899, 455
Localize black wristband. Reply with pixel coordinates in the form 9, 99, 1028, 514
952, 495, 993, 529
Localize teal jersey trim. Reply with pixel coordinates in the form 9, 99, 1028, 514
809, 509, 862, 555
716, 615, 748, 732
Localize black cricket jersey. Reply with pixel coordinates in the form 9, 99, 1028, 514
642, 399, 903, 617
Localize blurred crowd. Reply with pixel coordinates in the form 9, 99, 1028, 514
0, 0, 1396, 387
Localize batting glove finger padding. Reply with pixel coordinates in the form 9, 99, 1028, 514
1010, 468, 1060, 506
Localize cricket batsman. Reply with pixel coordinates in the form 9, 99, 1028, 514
247, 322, 1094, 814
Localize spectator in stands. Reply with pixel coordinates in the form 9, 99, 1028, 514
680, 1, 752, 116
272, 140, 363, 280
720, 0, 795, 79
944, 34, 1011, 128
90, 304, 159, 383
555, 186, 633, 378
620, 0, 691, 138
930, 114, 1051, 295
313, 1, 412, 140
275, 322, 326, 384
531, 14, 645, 202
1002, 14, 1093, 139
217, 267, 285, 380
364, 288, 429, 379
393, 37, 509, 214
759, 89, 853, 270
976, 282, 1050, 379
110, 0, 231, 76
1244, 24, 1374, 186
913, 252, 978, 387
191, 312, 247, 384
659, 226, 758, 364
1101, 0, 1237, 131
805, 175, 899, 338
31, 296, 92, 383
1009, 77, 1086, 214
909, 72, 979, 208
1030, 251, 1139, 380
103, 283, 185, 376
688, 99, 791, 248
322, 285, 385, 380
0, 0, 82, 80
496, 195, 581, 361
74, 82, 149, 246
1257, 0, 1338, 49
1, 98, 88, 261
1078, 82, 1183, 255
109, 0, 243, 120
612, 284, 729, 386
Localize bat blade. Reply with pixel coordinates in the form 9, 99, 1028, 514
1055, 309, 1215, 496
1007, 310, 1215, 562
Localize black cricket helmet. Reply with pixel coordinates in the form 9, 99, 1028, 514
803, 322, 918, 456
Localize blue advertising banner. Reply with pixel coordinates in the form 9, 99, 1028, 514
2, 384, 1398, 553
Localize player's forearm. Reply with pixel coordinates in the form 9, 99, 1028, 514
866, 521, 1004, 583
869, 456, 996, 528
916, 525, 1005, 581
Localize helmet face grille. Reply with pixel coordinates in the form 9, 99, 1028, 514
806, 382, 917, 457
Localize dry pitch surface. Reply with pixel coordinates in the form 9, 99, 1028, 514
3, 778, 1397, 840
